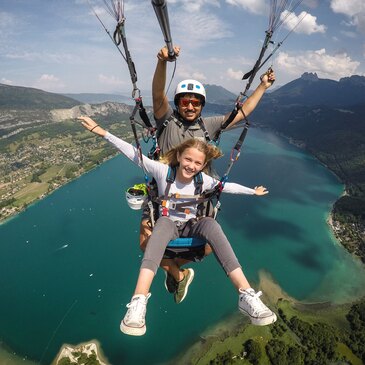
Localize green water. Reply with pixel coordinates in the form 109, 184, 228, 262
0, 128, 364, 365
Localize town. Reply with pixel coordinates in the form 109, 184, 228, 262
0, 114, 134, 222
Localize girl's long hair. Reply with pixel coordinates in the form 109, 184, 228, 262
159, 138, 223, 174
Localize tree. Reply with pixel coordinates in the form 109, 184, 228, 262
244, 339, 262, 365
266, 339, 289, 365
287, 345, 305, 365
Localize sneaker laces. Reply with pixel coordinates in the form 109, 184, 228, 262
125, 293, 151, 322
241, 289, 270, 316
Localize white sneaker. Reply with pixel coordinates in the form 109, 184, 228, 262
238, 288, 277, 326
120, 293, 151, 336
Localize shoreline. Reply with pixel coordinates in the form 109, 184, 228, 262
266, 127, 364, 264
0, 152, 117, 227
168, 270, 362, 365
51, 339, 109, 365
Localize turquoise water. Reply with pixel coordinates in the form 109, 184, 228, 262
0, 128, 364, 365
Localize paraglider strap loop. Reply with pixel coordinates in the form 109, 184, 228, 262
165, 201, 176, 210
214, 133, 221, 145
236, 100, 243, 110
113, 21, 125, 46
218, 178, 227, 191
132, 87, 141, 100
230, 147, 241, 162
117, 17, 126, 27
143, 127, 157, 143
130, 99, 140, 119
162, 119, 169, 128
144, 174, 149, 185
264, 30, 273, 44
149, 145, 161, 160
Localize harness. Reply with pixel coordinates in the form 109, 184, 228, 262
150, 166, 220, 260
146, 111, 213, 229
151, 166, 218, 224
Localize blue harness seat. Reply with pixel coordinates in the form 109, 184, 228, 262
167, 237, 205, 248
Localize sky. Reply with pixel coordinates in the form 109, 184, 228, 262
1, 0, 365, 96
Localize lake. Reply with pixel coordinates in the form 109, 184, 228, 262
0, 127, 364, 364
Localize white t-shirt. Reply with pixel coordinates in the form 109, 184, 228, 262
105, 132, 255, 222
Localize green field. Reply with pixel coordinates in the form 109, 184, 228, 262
173, 295, 364, 365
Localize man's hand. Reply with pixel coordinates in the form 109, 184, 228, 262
260, 68, 276, 89
157, 45, 180, 62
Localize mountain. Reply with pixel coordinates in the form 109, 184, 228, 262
269, 72, 365, 107
204, 84, 236, 105
62, 85, 236, 108
62, 92, 153, 106
62, 93, 131, 104
0, 84, 140, 139
0, 84, 80, 109
254, 73, 365, 184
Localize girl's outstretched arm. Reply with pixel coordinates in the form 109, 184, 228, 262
202, 173, 268, 196
222, 182, 269, 196
78, 116, 164, 180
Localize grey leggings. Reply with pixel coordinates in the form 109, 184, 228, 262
141, 216, 241, 275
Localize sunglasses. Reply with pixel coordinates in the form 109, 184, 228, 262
179, 98, 202, 108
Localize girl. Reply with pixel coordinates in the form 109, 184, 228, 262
79, 116, 277, 336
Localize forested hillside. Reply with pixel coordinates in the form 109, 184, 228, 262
0, 83, 79, 109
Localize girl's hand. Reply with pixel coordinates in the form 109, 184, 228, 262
254, 186, 269, 196
78, 116, 106, 137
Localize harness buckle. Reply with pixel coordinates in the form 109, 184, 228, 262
162, 207, 169, 216
161, 200, 176, 210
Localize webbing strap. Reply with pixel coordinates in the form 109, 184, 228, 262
156, 112, 211, 146
159, 167, 206, 216
197, 117, 212, 142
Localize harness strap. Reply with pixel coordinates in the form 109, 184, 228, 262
155, 111, 212, 148
158, 166, 205, 217
197, 117, 211, 142
160, 166, 176, 216
159, 194, 213, 215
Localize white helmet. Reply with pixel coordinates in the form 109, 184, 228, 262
125, 185, 147, 210
174, 79, 206, 106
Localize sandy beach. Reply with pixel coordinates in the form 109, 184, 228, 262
51, 339, 109, 365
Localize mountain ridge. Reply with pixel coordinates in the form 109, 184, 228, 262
268, 72, 365, 107
0, 83, 80, 109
